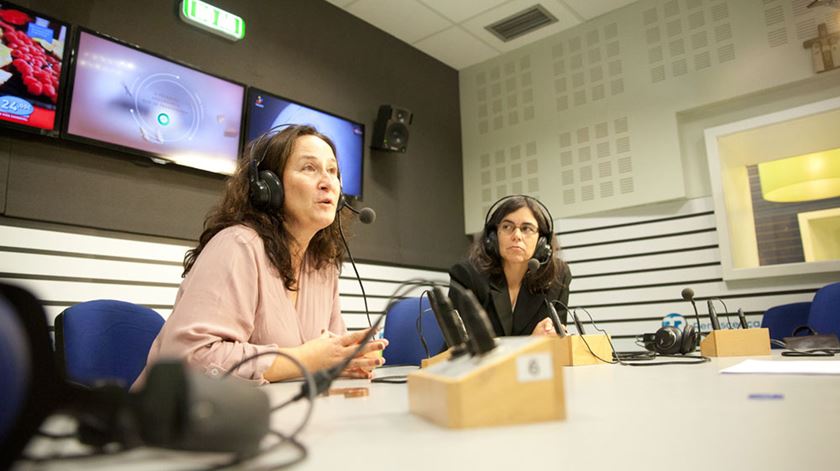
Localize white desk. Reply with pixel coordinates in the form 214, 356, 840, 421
15, 355, 840, 470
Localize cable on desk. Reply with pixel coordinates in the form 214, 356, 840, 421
557, 302, 711, 366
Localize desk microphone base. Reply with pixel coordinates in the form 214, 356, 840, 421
557, 334, 614, 366
408, 336, 565, 429
700, 328, 771, 357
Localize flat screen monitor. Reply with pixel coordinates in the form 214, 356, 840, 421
0, 2, 69, 134
246, 88, 364, 199
63, 29, 245, 175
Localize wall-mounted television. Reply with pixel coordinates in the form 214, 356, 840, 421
246, 87, 364, 199
63, 29, 245, 175
0, 2, 69, 135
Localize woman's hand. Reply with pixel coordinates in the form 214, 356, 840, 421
263, 328, 388, 382
531, 317, 567, 336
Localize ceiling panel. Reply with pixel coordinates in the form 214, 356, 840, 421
330, 0, 640, 69
414, 26, 500, 69
418, 0, 510, 24
346, 0, 451, 44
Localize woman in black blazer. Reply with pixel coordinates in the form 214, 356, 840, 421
449, 195, 572, 337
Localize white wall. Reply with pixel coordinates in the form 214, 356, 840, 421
0, 223, 447, 331
558, 196, 832, 351
459, 0, 840, 233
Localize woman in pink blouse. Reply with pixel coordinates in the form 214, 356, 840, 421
132, 125, 387, 388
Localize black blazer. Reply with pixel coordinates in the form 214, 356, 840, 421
448, 260, 572, 337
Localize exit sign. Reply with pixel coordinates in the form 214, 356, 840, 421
180, 0, 245, 41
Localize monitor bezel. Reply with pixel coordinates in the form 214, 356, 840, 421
0, 1, 72, 137
60, 26, 247, 176
245, 86, 365, 201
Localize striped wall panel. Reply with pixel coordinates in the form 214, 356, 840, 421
557, 197, 826, 351
0, 224, 447, 331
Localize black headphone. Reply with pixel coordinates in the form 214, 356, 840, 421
642, 324, 698, 355
482, 195, 554, 265
248, 124, 298, 211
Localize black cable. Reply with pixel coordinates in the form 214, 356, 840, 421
416, 289, 432, 359
338, 213, 372, 327
554, 300, 711, 366
208, 430, 308, 471
206, 350, 316, 471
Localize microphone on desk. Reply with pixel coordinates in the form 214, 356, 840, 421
707, 299, 721, 331
544, 299, 566, 337
428, 287, 469, 358
450, 281, 497, 356
296, 313, 386, 399
681, 287, 703, 338
737, 308, 749, 329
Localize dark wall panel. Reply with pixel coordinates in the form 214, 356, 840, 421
1, 0, 467, 268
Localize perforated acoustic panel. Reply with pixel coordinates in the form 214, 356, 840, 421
551, 22, 624, 111
460, 0, 824, 234
558, 117, 633, 205
643, 0, 735, 83
763, 0, 840, 48
476, 55, 535, 135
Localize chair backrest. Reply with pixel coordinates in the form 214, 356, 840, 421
55, 300, 165, 388
809, 282, 840, 337
760, 302, 811, 345
382, 296, 446, 366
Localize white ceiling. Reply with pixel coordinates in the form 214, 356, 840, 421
325, 0, 639, 70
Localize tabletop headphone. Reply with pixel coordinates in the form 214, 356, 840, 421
482, 195, 554, 265
642, 324, 698, 355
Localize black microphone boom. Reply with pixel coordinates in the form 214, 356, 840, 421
545, 299, 566, 337
450, 281, 496, 356
681, 287, 703, 337
428, 287, 469, 357
706, 299, 721, 331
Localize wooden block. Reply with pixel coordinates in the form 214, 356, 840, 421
408, 336, 565, 429
700, 328, 771, 357
556, 334, 614, 366
420, 349, 451, 368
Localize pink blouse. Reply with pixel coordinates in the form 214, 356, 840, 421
132, 225, 346, 389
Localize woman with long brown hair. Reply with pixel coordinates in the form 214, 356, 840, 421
133, 125, 386, 388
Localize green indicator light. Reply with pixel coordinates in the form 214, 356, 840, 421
157, 113, 170, 126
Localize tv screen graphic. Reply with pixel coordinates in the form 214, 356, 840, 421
0, 2, 69, 133
246, 88, 364, 199
65, 30, 244, 175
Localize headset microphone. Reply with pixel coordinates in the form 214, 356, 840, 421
527, 258, 540, 273
338, 195, 376, 224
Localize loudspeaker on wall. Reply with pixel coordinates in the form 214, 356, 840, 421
372, 105, 412, 153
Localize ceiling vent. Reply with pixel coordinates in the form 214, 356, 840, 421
485, 5, 558, 42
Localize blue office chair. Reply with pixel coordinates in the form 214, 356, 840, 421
55, 300, 165, 388
761, 302, 811, 347
809, 282, 840, 338
382, 296, 446, 366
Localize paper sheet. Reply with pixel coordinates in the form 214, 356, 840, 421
720, 359, 840, 375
